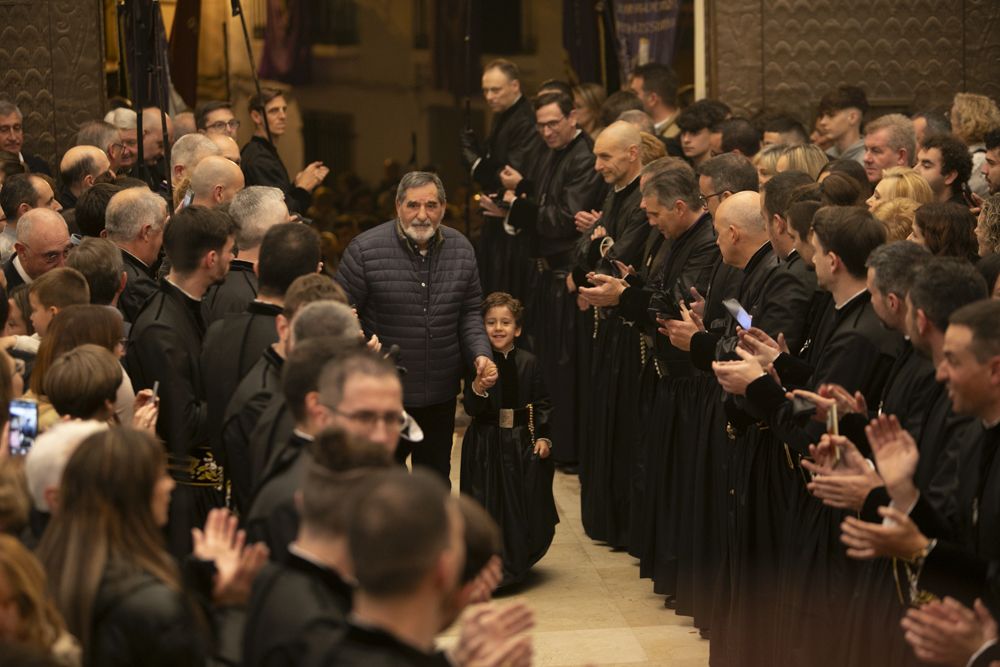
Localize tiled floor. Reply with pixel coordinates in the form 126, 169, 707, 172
440, 431, 710, 666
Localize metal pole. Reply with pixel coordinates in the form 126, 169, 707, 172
151, 0, 173, 202
463, 0, 474, 238
130, 0, 145, 169
231, 0, 272, 144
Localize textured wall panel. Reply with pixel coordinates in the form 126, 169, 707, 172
710, 0, 1000, 121
0, 0, 106, 170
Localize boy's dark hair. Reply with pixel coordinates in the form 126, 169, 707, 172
717, 117, 762, 157
257, 223, 322, 299
66, 238, 124, 306
29, 268, 90, 310
761, 114, 809, 143
481, 291, 524, 326
817, 85, 869, 117
75, 183, 124, 238
162, 205, 236, 274
676, 99, 730, 133
0, 173, 38, 221
44, 344, 122, 419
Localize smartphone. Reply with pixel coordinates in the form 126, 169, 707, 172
722, 298, 753, 330
152, 380, 160, 403
8, 399, 39, 457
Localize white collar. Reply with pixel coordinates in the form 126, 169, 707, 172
12, 255, 32, 284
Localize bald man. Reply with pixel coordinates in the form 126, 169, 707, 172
211, 134, 241, 166
572, 120, 663, 546
4, 208, 72, 289
58, 145, 112, 210
189, 156, 245, 208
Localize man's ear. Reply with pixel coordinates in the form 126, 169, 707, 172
214, 185, 225, 204
943, 169, 959, 187
916, 308, 929, 337
250, 109, 263, 127
43, 486, 60, 514
275, 313, 289, 339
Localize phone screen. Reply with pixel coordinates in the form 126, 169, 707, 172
722, 298, 753, 330
8, 399, 39, 457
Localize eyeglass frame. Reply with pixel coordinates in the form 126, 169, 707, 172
206, 119, 241, 132
699, 191, 726, 207
322, 404, 406, 429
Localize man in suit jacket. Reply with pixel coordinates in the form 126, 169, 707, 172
2, 208, 71, 290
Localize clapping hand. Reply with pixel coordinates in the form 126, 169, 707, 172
192, 508, 270, 606
579, 273, 628, 307
452, 602, 535, 667
712, 346, 769, 396
902, 597, 998, 666
661, 300, 705, 351
294, 161, 329, 192
499, 165, 523, 191
479, 194, 506, 218
840, 505, 929, 560
737, 327, 787, 367
574, 209, 602, 233
866, 414, 920, 509
802, 434, 882, 511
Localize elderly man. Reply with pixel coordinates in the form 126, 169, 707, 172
104, 108, 139, 172
189, 155, 245, 208
211, 135, 241, 165
170, 133, 221, 186
75, 120, 130, 175
57, 145, 112, 211
0, 100, 51, 174
3, 208, 72, 289
863, 113, 916, 184
104, 186, 167, 323
336, 171, 493, 482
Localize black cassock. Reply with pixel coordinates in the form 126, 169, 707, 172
683, 245, 812, 635
124, 279, 221, 557
202, 301, 281, 448
460, 346, 557, 584
740, 290, 902, 667
118, 248, 158, 324
201, 259, 259, 325
241, 136, 313, 214
243, 552, 353, 667
245, 432, 313, 561
507, 131, 606, 463
845, 375, 972, 667
621, 216, 726, 609
576, 176, 653, 548
221, 347, 283, 514
301, 621, 449, 667
474, 95, 545, 300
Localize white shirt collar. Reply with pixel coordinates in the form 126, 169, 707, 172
12, 255, 32, 284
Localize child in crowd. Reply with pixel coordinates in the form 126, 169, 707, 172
460, 292, 558, 586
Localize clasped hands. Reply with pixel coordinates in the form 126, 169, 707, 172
472, 355, 499, 395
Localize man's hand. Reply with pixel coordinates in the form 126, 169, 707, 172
473, 356, 498, 394
578, 273, 627, 307
613, 260, 636, 277
453, 602, 534, 667
574, 209, 602, 233
822, 383, 868, 416
866, 414, 920, 509
479, 195, 505, 218
840, 505, 930, 560
461, 129, 481, 167
131, 389, 159, 433
688, 286, 706, 318
903, 597, 998, 666
661, 301, 705, 350
192, 508, 270, 606
499, 165, 522, 191
737, 327, 786, 367
590, 225, 607, 241
712, 347, 767, 397
294, 161, 329, 192
467, 555, 503, 605
802, 435, 882, 511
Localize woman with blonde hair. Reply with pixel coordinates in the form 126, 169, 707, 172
975, 193, 1000, 257
573, 82, 607, 139
950, 93, 1000, 197
639, 131, 667, 165
866, 167, 934, 210
753, 143, 785, 186
872, 197, 920, 242
0, 534, 80, 666
775, 143, 829, 180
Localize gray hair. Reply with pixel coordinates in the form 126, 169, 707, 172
76, 121, 121, 151
104, 187, 167, 242
170, 133, 221, 174
866, 113, 917, 166
291, 301, 361, 345
16, 208, 68, 244
395, 171, 446, 207
865, 240, 932, 297
0, 100, 22, 120
104, 108, 137, 131
229, 185, 287, 250
618, 109, 655, 134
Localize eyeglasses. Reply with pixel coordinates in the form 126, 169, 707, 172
699, 191, 725, 207
207, 119, 241, 132
535, 117, 567, 132
325, 405, 406, 429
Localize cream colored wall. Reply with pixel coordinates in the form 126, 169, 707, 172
194, 0, 566, 186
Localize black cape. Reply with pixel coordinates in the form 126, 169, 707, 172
118, 248, 158, 323
460, 346, 557, 584
201, 259, 259, 325
245, 432, 314, 560
241, 136, 312, 213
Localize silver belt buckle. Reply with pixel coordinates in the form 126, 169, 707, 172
499, 409, 515, 428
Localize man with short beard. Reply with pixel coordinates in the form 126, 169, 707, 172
335, 171, 493, 483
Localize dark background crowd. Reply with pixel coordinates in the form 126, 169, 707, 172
0, 14, 999, 666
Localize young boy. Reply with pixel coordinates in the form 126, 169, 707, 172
460, 291, 558, 586
1, 268, 91, 356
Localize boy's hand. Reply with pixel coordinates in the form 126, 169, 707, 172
533, 438, 551, 458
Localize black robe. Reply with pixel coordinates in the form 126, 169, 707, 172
472, 95, 543, 194
118, 248, 158, 324
508, 131, 606, 463
201, 259, 259, 325
741, 291, 902, 667
202, 301, 281, 457
460, 346, 557, 584
302, 622, 449, 667
241, 136, 312, 213
222, 347, 283, 514
245, 432, 314, 560
124, 279, 221, 557
577, 177, 653, 548
243, 551, 353, 667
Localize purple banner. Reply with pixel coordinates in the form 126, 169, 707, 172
612, 0, 681, 80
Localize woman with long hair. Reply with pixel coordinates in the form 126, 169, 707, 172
35, 428, 205, 666
0, 534, 80, 666
866, 167, 934, 210
975, 193, 1000, 257
909, 201, 979, 261
950, 92, 1000, 197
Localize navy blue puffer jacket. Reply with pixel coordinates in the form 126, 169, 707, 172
335, 220, 491, 407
